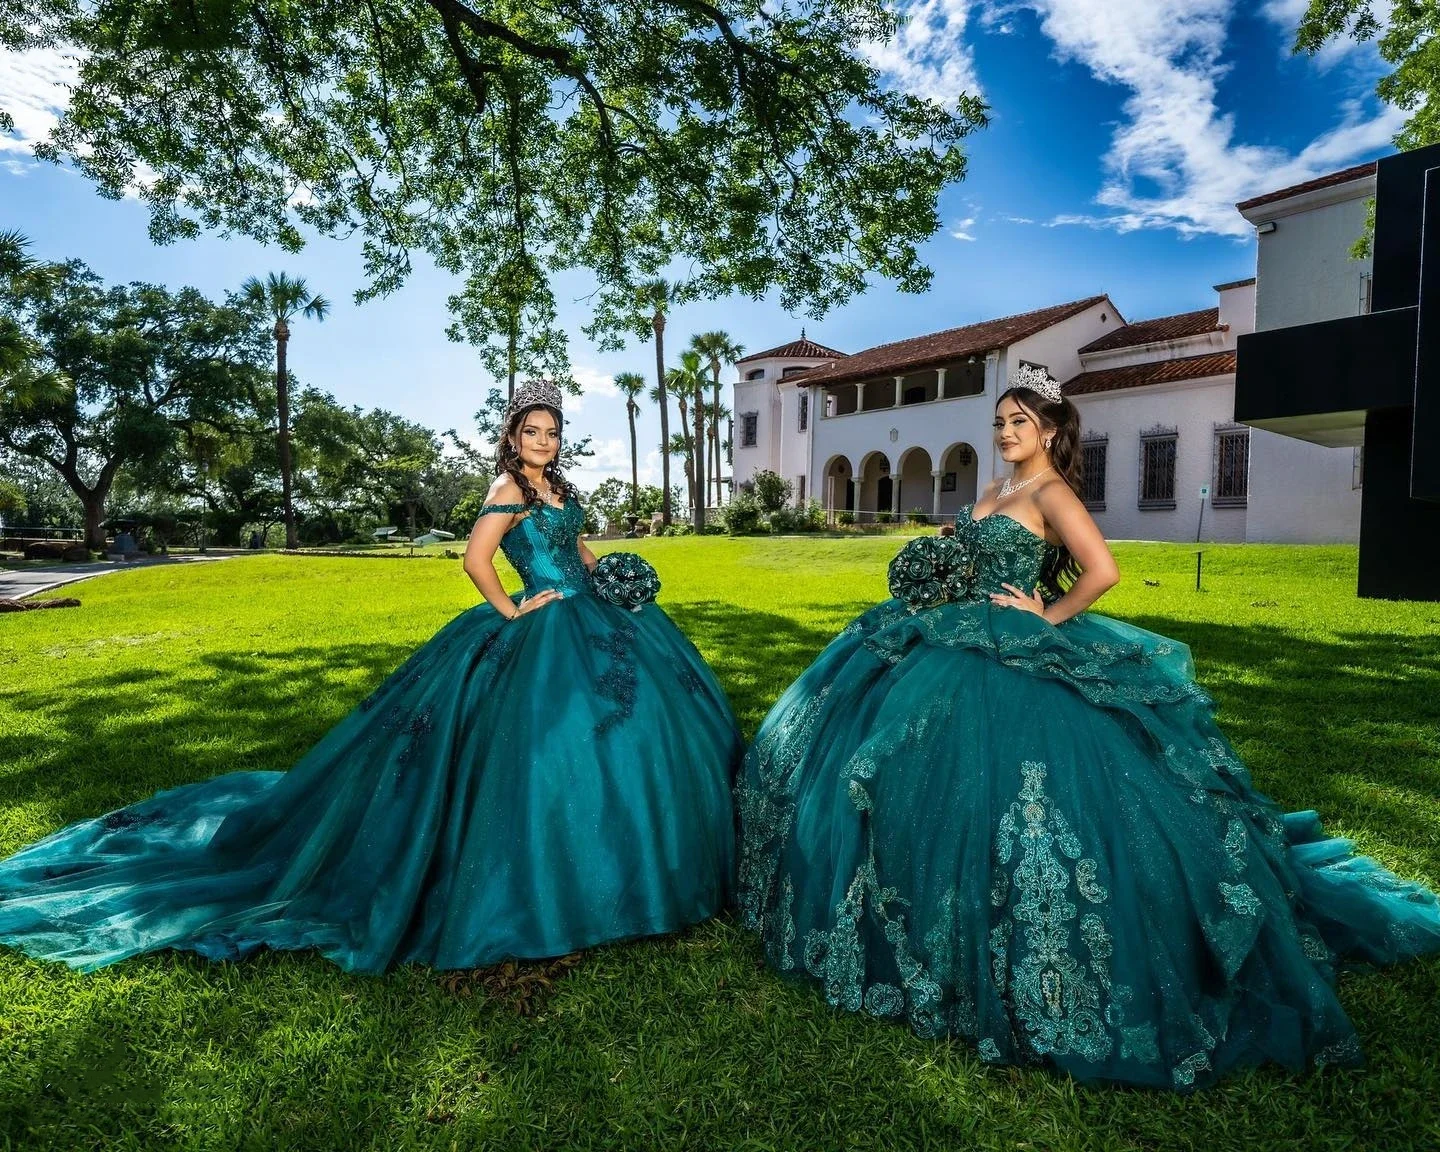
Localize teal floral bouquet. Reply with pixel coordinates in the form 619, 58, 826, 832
888, 536, 978, 610
591, 552, 661, 611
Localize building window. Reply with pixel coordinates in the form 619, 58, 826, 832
1353, 445, 1364, 490
781, 365, 807, 378
745, 368, 765, 381
1359, 272, 1373, 316
798, 392, 808, 432
1212, 425, 1249, 506
797, 475, 806, 504
1138, 426, 1177, 509
740, 411, 758, 448
1080, 435, 1107, 510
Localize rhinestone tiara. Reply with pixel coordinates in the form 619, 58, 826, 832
507, 378, 565, 418
1010, 363, 1062, 404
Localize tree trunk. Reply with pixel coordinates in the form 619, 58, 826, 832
711, 377, 723, 505
692, 382, 706, 530
507, 317, 517, 405
676, 392, 695, 515
654, 316, 671, 526
627, 404, 639, 514
275, 323, 298, 549
83, 496, 105, 552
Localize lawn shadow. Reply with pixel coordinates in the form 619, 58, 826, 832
663, 599, 874, 737
1122, 613, 1440, 875
0, 640, 416, 842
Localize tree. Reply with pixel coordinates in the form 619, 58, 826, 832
666, 349, 709, 527
637, 279, 679, 525
690, 330, 744, 508
614, 371, 646, 516
752, 468, 793, 513
5, 0, 987, 331
1295, 3, 1439, 154
0, 254, 268, 548
241, 273, 330, 549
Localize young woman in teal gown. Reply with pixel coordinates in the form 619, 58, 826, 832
736, 366, 1440, 1089
0, 380, 743, 973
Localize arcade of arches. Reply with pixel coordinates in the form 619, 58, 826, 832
821, 443, 979, 521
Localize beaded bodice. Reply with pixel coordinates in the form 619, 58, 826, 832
960, 504, 1057, 595
480, 498, 591, 597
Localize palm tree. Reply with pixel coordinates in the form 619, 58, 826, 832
636, 279, 679, 525
706, 396, 731, 504
690, 330, 744, 509
614, 371, 646, 516
241, 273, 329, 550
666, 350, 708, 523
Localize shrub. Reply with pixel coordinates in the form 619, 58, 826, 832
837, 510, 856, 526
751, 469, 793, 514
876, 510, 893, 525
799, 500, 827, 531
907, 508, 929, 524
725, 492, 764, 535
767, 508, 796, 533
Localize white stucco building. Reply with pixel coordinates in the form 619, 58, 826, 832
727, 159, 1379, 544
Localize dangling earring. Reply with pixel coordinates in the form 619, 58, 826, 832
1043, 436, 1053, 451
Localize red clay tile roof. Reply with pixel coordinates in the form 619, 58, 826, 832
1063, 350, 1236, 397
1235, 162, 1377, 212
735, 335, 847, 364
1077, 307, 1221, 354
796, 296, 1112, 388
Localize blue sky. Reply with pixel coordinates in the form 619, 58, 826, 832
0, 0, 1399, 491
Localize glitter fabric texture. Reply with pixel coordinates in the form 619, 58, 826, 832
737, 506, 1440, 1089
0, 498, 742, 973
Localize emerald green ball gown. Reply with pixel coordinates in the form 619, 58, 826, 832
0, 498, 743, 972
736, 508, 1440, 1089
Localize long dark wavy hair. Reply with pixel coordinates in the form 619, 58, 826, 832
495, 403, 581, 508
996, 385, 1083, 600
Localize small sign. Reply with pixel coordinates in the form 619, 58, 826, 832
1198, 485, 1210, 497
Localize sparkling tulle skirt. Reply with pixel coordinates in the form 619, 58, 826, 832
0, 593, 743, 972
736, 599, 1440, 1088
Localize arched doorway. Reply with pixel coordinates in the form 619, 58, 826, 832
823, 455, 854, 517
938, 442, 979, 515
858, 451, 892, 521
897, 447, 934, 520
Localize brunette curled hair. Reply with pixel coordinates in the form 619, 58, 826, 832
495, 403, 581, 508
995, 385, 1083, 600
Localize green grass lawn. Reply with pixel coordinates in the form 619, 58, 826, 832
2, 539, 1438, 1151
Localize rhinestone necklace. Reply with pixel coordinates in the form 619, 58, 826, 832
998, 466, 1053, 500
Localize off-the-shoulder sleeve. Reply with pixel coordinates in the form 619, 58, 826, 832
479, 503, 527, 516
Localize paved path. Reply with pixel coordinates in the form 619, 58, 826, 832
0, 554, 234, 601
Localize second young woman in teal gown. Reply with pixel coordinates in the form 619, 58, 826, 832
736, 367, 1440, 1089
0, 380, 743, 972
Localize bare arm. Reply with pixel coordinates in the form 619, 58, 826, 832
1033, 480, 1119, 625
461, 478, 562, 619
578, 536, 599, 570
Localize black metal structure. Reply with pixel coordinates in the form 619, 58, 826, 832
1236, 143, 1440, 600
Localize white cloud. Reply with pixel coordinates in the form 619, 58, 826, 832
863, 0, 985, 105
570, 440, 660, 492
0, 47, 77, 160
1009, 0, 1399, 238
949, 214, 978, 240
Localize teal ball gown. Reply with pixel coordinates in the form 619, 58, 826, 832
736, 508, 1440, 1089
0, 498, 742, 972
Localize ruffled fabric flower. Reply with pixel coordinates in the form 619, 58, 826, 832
887, 536, 978, 610
591, 552, 661, 611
